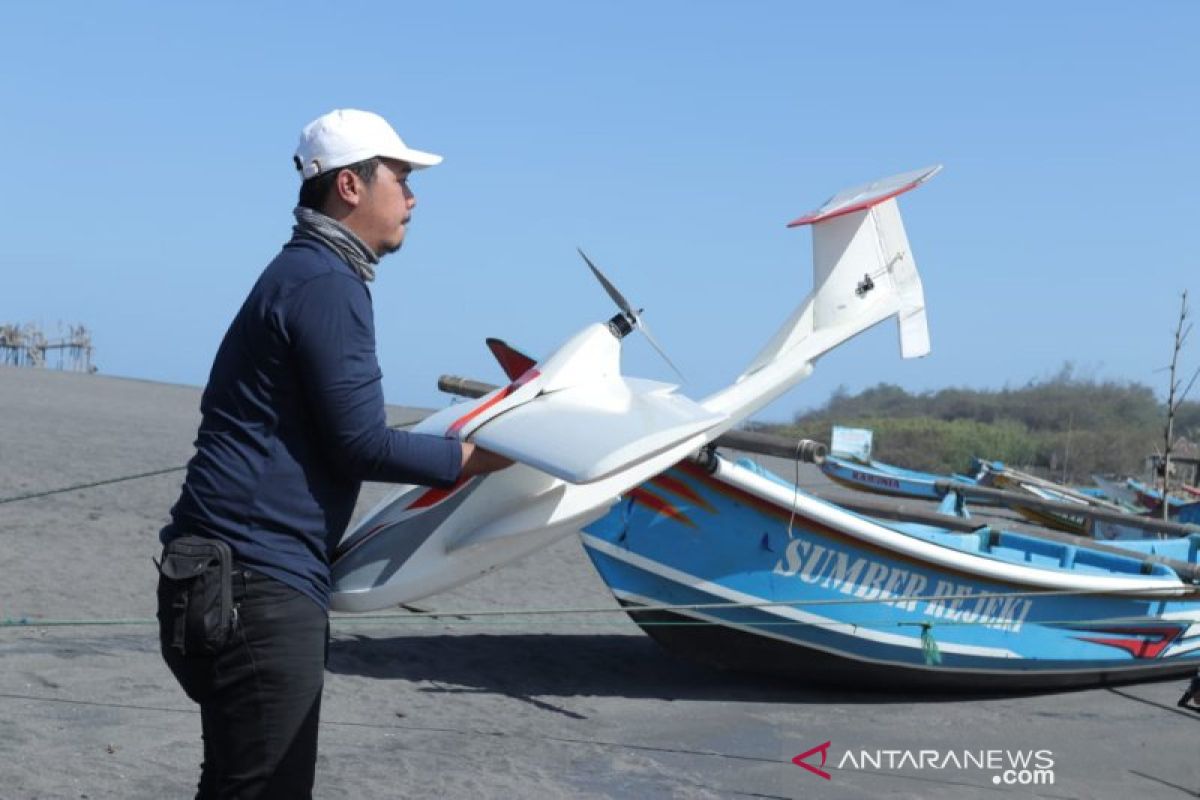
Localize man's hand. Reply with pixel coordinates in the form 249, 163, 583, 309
459, 441, 515, 478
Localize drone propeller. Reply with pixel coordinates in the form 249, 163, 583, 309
576, 248, 686, 384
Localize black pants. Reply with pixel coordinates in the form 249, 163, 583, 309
159, 567, 328, 799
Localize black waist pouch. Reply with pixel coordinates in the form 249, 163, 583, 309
156, 535, 234, 656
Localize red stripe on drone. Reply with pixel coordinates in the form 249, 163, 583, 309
331, 521, 388, 561
445, 369, 541, 437
407, 475, 472, 510
331, 478, 474, 563
787, 180, 924, 228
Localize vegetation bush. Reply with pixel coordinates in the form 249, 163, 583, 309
761, 369, 1196, 482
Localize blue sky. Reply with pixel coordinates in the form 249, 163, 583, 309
1, 2, 1195, 421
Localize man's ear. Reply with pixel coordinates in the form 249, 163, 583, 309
334, 169, 362, 208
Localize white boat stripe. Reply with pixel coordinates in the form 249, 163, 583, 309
1164, 640, 1200, 657
582, 533, 1020, 659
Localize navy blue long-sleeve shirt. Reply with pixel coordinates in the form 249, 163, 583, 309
167, 235, 462, 610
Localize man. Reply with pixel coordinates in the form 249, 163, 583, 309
158, 109, 510, 798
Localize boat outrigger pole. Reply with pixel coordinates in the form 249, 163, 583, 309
933, 480, 1200, 539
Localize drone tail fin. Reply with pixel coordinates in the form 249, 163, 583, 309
702, 165, 939, 423
486, 338, 539, 381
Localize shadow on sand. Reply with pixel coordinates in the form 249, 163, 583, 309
327, 632, 1079, 706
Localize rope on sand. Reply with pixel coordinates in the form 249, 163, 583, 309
0, 466, 185, 505
1, 584, 1189, 631
0, 421, 427, 506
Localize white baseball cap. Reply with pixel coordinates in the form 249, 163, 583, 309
294, 108, 443, 180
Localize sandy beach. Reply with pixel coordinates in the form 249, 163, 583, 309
1, 364, 1197, 799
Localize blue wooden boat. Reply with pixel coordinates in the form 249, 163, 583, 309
1126, 478, 1200, 525
581, 454, 1200, 690
973, 461, 1137, 535
1087, 475, 1200, 527
819, 452, 983, 501
817, 425, 985, 502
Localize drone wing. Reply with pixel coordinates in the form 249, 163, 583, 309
467, 376, 723, 483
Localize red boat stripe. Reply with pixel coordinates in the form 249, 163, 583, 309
1074, 626, 1183, 659
649, 473, 716, 513
628, 487, 697, 529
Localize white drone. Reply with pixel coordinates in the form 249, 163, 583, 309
331, 165, 940, 611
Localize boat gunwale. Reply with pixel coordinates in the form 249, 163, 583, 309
685, 457, 1193, 596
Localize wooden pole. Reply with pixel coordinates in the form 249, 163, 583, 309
1162, 291, 1199, 521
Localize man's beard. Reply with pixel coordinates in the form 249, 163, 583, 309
376, 239, 403, 258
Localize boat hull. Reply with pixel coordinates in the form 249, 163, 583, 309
617, 602, 1198, 691
819, 454, 946, 500
582, 459, 1200, 691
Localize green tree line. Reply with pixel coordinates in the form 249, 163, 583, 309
761, 370, 1200, 481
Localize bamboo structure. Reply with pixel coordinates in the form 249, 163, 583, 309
0, 323, 94, 372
